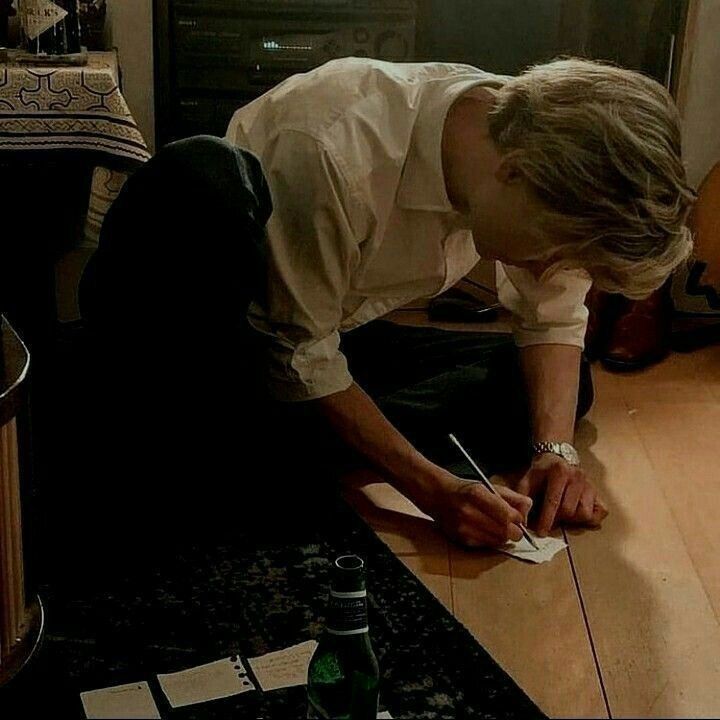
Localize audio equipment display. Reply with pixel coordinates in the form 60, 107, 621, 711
174, 14, 416, 92
155, 0, 417, 144
172, 0, 415, 11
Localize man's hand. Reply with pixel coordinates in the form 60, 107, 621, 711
315, 383, 531, 548
517, 453, 608, 536
428, 473, 533, 548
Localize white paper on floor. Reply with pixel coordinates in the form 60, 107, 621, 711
248, 640, 318, 692
377, 712, 393, 719
499, 531, 567, 564
80, 681, 161, 719
157, 655, 256, 708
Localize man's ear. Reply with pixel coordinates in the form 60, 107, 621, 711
496, 153, 525, 186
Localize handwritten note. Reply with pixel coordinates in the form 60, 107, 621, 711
500, 531, 567, 564
248, 640, 318, 692
157, 656, 255, 708
81, 681, 160, 719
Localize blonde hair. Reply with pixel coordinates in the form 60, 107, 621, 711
488, 58, 696, 299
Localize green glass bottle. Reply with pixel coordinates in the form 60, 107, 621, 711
307, 555, 380, 720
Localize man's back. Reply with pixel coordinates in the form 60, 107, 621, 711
228, 57, 499, 156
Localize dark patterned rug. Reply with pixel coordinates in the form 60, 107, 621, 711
2, 501, 544, 719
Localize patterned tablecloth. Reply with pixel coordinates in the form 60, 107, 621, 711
0, 51, 152, 318
0, 51, 150, 246
0, 50, 150, 166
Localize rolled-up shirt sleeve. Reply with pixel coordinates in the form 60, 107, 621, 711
496, 262, 592, 349
248, 129, 368, 402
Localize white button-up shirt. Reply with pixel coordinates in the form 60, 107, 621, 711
226, 58, 591, 402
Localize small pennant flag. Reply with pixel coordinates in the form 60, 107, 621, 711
20, 0, 68, 41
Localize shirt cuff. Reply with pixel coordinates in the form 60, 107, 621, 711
265, 334, 355, 402
511, 312, 589, 350
267, 366, 354, 402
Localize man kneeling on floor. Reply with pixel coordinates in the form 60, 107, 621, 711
81, 58, 694, 547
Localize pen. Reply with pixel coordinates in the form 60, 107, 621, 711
448, 433, 540, 550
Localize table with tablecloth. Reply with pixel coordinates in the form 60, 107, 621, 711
0, 49, 151, 325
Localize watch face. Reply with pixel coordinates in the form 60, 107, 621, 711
560, 442, 580, 465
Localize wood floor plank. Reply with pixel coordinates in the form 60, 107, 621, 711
394, 553, 454, 614
569, 366, 720, 718
607, 350, 720, 619
449, 542, 608, 719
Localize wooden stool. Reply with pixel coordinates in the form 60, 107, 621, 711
0, 316, 43, 685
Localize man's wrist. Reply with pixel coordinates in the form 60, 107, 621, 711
389, 458, 454, 516
531, 440, 580, 466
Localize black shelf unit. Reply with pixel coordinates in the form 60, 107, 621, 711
154, 0, 688, 149
153, 0, 419, 147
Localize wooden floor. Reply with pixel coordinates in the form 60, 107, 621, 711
346, 340, 720, 719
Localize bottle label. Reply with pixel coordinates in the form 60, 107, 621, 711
327, 590, 369, 636
20, 0, 68, 41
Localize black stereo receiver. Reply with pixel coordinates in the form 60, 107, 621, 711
155, 0, 417, 143
173, 6, 416, 93
173, 0, 415, 13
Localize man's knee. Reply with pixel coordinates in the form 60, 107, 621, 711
156, 135, 271, 227
159, 134, 237, 164
152, 135, 243, 190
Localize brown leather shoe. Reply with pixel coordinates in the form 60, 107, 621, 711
602, 282, 672, 371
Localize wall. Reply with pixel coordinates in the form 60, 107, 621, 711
680, 0, 720, 188
106, 0, 155, 152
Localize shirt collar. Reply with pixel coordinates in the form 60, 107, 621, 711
396, 74, 504, 213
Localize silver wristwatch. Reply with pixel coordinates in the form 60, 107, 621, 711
532, 441, 580, 466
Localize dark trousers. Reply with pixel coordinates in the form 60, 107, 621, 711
72, 135, 593, 545
343, 321, 593, 477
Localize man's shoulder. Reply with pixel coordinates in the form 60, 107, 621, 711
227, 58, 506, 206
229, 59, 498, 141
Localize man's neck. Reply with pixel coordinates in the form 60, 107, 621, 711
441, 89, 499, 214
